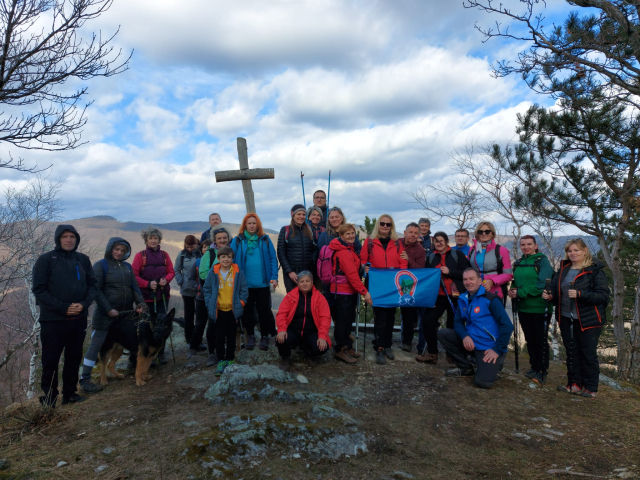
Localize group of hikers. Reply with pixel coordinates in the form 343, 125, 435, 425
31, 189, 610, 407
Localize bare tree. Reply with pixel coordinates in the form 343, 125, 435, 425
0, 0, 131, 171
0, 177, 62, 400
409, 178, 487, 230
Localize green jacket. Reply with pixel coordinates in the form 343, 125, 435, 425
199, 249, 220, 281
512, 252, 554, 314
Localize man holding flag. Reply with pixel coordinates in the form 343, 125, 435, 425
438, 268, 513, 389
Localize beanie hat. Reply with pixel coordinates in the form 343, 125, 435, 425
291, 204, 306, 216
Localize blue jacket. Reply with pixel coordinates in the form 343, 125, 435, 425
230, 234, 279, 283
318, 230, 362, 255
203, 264, 249, 322
452, 245, 470, 256
454, 286, 513, 354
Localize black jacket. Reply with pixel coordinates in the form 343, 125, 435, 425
32, 225, 97, 322
92, 237, 145, 330
426, 248, 471, 294
550, 259, 610, 330
277, 224, 317, 275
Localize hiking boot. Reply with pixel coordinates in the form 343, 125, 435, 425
524, 368, 536, 379
197, 344, 207, 352
61, 394, 86, 405
376, 349, 386, 365
187, 349, 197, 360
80, 377, 103, 393
446, 367, 474, 377
384, 348, 395, 360
557, 383, 582, 394
446, 354, 456, 367
215, 360, 228, 377
335, 347, 357, 365
401, 344, 412, 352
416, 353, 438, 364
531, 371, 546, 386
345, 348, 360, 359
173, 316, 185, 328
259, 336, 269, 351
39, 395, 57, 409
278, 356, 292, 371
205, 354, 217, 367
580, 389, 597, 399
246, 335, 256, 350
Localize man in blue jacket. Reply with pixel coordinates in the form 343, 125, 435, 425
438, 268, 513, 388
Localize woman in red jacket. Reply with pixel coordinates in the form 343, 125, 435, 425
360, 214, 408, 365
328, 224, 373, 365
275, 271, 331, 371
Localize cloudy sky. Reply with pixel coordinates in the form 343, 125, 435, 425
1, 0, 576, 232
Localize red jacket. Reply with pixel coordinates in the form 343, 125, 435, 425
399, 238, 426, 269
328, 238, 367, 295
276, 287, 332, 346
360, 237, 408, 269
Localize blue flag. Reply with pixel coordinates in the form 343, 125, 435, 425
368, 268, 441, 308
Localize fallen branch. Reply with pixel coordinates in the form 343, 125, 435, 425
547, 469, 607, 478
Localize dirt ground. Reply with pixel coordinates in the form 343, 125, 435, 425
1, 330, 639, 480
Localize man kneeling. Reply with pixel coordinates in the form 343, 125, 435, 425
276, 271, 331, 370
438, 268, 513, 388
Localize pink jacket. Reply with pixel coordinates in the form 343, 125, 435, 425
468, 239, 513, 298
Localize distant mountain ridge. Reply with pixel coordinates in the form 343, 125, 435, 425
74, 215, 279, 235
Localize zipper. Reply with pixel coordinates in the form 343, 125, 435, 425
301, 292, 307, 337
483, 327, 496, 342
118, 261, 127, 312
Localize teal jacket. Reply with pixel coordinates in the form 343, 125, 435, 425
512, 252, 554, 314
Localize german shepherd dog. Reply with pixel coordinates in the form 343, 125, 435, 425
98, 308, 175, 386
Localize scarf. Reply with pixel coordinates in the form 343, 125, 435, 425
244, 230, 259, 253
475, 240, 491, 254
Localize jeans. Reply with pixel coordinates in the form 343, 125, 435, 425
438, 328, 505, 389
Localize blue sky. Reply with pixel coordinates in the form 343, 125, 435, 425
0, 0, 578, 232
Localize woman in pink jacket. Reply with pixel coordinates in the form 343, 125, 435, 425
468, 221, 513, 303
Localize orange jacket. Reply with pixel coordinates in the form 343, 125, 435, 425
276, 287, 332, 346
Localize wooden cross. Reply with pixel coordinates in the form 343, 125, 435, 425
214, 137, 275, 214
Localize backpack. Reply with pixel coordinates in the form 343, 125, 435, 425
139, 249, 168, 272
98, 258, 132, 279
513, 256, 543, 274
428, 249, 460, 266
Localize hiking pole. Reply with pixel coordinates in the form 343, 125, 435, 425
327, 170, 331, 207
543, 278, 552, 380
355, 294, 360, 354
300, 172, 306, 209
162, 293, 176, 365
511, 287, 520, 373
440, 279, 457, 316
363, 263, 371, 359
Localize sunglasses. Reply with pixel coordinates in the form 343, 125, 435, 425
379, 222, 392, 227
477, 229, 492, 235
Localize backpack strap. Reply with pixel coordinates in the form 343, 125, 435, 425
99, 259, 109, 279
450, 249, 459, 263
494, 244, 503, 274
395, 240, 400, 254
367, 237, 373, 256
284, 225, 290, 243
140, 250, 147, 272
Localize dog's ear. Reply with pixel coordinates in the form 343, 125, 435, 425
165, 308, 176, 322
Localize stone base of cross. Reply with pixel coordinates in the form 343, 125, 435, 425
215, 137, 275, 214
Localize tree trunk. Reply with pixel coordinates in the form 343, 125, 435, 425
27, 344, 39, 400
630, 256, 640, 384
550, 316, 560, 360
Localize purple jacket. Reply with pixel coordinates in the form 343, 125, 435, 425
132, 246, 176, 302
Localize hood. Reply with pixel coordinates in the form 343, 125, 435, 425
104, 237, 132, 261
328, 237, 353, 251
471, 238, 496, 253
54, 224, 80, 252
213, 263, 239, 275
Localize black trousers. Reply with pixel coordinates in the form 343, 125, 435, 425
400, 307, 418, 346
559, 316, 601, 392
182, 295, 196, 344
242, 287, 275, 337
331, 294, 356, 351
277, 328, 322, 358
438, 328, 505, 389
190, 299, 215, 354
283, 274, 297, 293
423, 295, 457, 354
373, 307, 396, 349
216, 310, 237, 361
519, 311, 550, 374
40, 318, 88, 399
